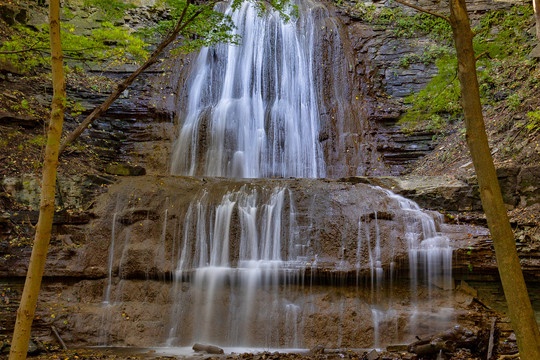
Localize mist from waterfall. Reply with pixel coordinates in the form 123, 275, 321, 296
170, 1, 326, 178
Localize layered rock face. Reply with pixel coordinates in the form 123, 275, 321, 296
1, 176, 483, 348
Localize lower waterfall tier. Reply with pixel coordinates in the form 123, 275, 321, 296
83, 176, 463, 348
0, 176, 494, 349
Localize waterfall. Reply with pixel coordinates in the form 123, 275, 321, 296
166, 186, 304, 347
170, 1, 326, 178
97, 0, 456, 351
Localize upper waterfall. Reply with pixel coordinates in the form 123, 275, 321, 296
170, 1, 327, 178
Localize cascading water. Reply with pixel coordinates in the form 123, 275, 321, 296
97, 0, 456, 351
170, 1, 326, 178
166, 186, 304, 346
99, 178, 455, 348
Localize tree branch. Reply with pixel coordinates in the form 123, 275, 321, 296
393, 0, 450, 23
0, 40, 41, 54
475, 50, 490, 61
1, 46, 123, 55
59, 0, 205, 155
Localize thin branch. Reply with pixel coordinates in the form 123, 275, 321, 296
393, 0, 450, 23
475, 50, 490, 61
59, 0, 206, 155
0, 40, 41, 54
1, 46, 125, 55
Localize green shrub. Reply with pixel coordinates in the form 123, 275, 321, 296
526, 111, 540, 132
0, 22, 149, 73
400, 56, 461, 130
400, 3, 537, 130
83, 0, 136, 20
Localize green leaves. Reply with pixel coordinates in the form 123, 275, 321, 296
140, 0, 294, 54
82, 0, 137, 21
0, 22, 149, 73
474, 5, 534, 59
401, 56, 462, 131
400, 3, 537, 132
91, 22, 149, 63
393, 12, 452, 42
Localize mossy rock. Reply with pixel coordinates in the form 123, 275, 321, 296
105, 164, 146, 176
0, 4, 28, 25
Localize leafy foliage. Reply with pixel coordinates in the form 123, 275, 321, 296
401, 56, 461, 131
82, 0, 136, 21
526, 111, 540, 133
399, 3, 537, 130
334, 1, 452, 42
139, 0, 295, 54
0, 22, 148, 73
392, 11, 452, 42
474, 5, 534, 59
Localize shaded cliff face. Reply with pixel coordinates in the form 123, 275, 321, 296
3, 173, 525, 350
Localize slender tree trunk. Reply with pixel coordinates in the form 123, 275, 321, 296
534, 0, 540, 42
8, 0, 66, 359
449, 0, 540, 358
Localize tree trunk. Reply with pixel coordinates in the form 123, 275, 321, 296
8, 0, 66, 359
534, 0, 540, 42
448, 0, 540, 358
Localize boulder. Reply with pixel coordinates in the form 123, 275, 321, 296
104, 164, 146, 176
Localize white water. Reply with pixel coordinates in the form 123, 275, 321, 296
166, 187, 305, 347
365, 188, 454, 346
103, 212, 118, 305
170, 1, 325, 178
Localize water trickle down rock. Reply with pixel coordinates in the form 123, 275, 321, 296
87, 176, 455, 349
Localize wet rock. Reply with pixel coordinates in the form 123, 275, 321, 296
408, 325, 484, 358
496, 166, 520, 207
310, 345, 325, 354
0, 340, 7, 353
342, 175, 481, 211
0, 4, 28, 25
365, 349, 379, 360
0, 111, 42, 128
105, 164, 146, 176
27, 339, 40, 355
386, 344, 408, 352
519, 165, 540, 206
0, 60, 23, 80
530, 44, 540, 59
192, 343, 224, 354
1, 174, 112, 211
117, 207, 158, 225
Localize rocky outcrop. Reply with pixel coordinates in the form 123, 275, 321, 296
337, 0, 527, 99
0, 2, 29, 26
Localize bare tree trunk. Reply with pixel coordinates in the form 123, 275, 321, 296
8, 0, 66, 359
58, 0, 200, 155
534, 0, 540, 42
448, 0, 540, 358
